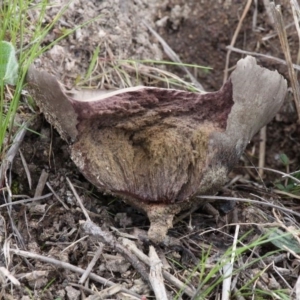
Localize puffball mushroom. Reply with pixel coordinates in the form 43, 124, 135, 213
26, 56, 287, 242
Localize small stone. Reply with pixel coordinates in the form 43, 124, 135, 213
65, 286, 80, 300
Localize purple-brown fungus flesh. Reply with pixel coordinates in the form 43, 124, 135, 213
26, 56, 287, 242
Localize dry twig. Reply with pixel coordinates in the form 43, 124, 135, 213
226, 45, 300, 70
0, 194, 53, 209
270, 3, 300, 121
148, 246, 168, 300
82, 220, 150, 285
67, 177, 151, 285
46, 182, 70, 210
290, 0, 300, 70
258, 126, 266, 178
9, 248, 141, 299
223, 0, 253, 83
18, 150, 32, 190
0, 124, 27, 185
197, 195, 300, 218
78, 243, 104, 285
66, 177, 90, 221
34, 169, 49, 198
0, 266, 20, 286
121, 238, 195, 298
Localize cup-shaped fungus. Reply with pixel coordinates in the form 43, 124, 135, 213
26, 56, 287, 242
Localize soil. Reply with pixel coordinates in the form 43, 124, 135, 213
1, 0, 300, 299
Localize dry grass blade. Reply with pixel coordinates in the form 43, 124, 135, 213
0, 193, 53, 208
0, 124, 27, 185
0, 266, 20, 286
143, 21, 205, 91
61, 235, 89, 253
274, 189, 300, 200
226, 45, 300, 70
247, 166, 300, 183
69, 282, 123, 298
18, 150, 31, 190
295, 275, 300, 300
0, 125, 28, 247
79, 49, 202, 92
198, 195, 300, 218
66, 177, 90, 221
290, 0, 300, 69
258, 126, 266, 178
223, 0, 252, 83
120, 62, 201, 91
34, 169, 48, 198
270, 3, 300, 121
222, 225, 240, 300
46, 182, 70, 210
96, 285, 124, 299
78, 243, 103, 285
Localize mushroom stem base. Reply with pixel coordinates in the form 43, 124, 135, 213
146, 203, 185, 243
